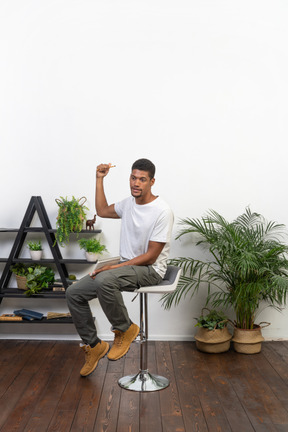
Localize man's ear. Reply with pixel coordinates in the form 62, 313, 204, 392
151, 178, 155, 186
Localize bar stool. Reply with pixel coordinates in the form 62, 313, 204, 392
118, 265, 182, 392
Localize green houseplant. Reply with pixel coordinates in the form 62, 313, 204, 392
27, 240, 42, 251
10, 263, 55, 296
10, 263, 27, 277
195, 308, 229, 331
55, 196, 89, 246
78, 238, 107, 262
25, 265, 55, 296
194, 308, 232, 353
162, 208, 288, 353
27, 240, 43, 260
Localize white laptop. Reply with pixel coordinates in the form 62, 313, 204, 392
94, 256, 120, 270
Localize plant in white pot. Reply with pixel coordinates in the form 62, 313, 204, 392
27, 240, 43, 260
162, 208, 288, 354
78, 238, 107, 262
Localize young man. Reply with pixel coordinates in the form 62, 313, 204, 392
66, 158, 174, 377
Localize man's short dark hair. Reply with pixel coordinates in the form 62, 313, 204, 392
132, 158, 156, 179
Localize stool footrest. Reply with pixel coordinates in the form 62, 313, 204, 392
118, 370, 169, 392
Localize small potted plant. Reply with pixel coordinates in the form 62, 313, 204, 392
10, 263, 28, 290
194, 309, 232, 353
27, 240, 43, 260
55, 196, 89, 246
10, 263, 55, 295
78, 238, 107, 262
25, 265, 55, 297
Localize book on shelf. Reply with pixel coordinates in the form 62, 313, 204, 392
0, 314, 23, 321
14, 309, 44, 320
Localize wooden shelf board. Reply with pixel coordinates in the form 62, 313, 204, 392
0, 228, 101, 233
9, 259, 97, 264
0, 317, 74, 324
0, 288, 66, 299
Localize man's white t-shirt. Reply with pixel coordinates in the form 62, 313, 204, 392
114, 196, 174, 278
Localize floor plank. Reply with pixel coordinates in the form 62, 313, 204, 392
139, 341, 162, 432
171, 341, 209, 432
184, 343, 232, 431
205, 352, 255, 432
157, 341, 185, 432
117, 343, 140, 432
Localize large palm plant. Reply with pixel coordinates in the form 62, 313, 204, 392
163, 208, 288, 329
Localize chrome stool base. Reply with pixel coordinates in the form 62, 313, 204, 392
118, 370, 169, 392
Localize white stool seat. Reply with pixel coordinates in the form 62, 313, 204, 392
118, 265, 181, 392
135, 265, 181, 294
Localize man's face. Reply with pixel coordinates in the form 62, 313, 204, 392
130, 169, 155, 200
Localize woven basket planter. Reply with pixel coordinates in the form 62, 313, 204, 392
232, 325, 265, 354
195, 326, 232, 353
16, 275, 28, 290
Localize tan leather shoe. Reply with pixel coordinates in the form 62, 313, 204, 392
80, 340, 109, 376
108, 323, 140, 361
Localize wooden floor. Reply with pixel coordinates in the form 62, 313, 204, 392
0, 340, 288, 432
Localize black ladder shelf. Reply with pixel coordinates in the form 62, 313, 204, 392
0, 196, 101, 302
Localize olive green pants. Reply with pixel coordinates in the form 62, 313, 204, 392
66, 265, 162, 346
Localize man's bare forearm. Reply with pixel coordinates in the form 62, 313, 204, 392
95, 164, 119, 219
95, 177, 108, 216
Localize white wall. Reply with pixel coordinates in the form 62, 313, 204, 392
1, 0, 288, 341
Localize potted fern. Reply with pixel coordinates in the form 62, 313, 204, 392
55, 196, 89, 246
162, 208, 288, 354
78, 238, 107, 262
